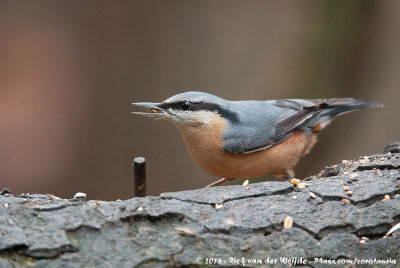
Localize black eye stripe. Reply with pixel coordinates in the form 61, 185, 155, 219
181, 101, 191, 110
158, 101, 186, 110
158, 101, 208, 111
158, 101, 240, 123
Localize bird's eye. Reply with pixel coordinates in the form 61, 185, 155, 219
181, 101, 192, 110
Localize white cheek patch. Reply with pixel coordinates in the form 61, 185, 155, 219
173, 110, 215, 126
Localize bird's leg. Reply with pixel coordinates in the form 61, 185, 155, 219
283, 174, 294, 183
280, 170, 297, 184
205, 178, 235, 187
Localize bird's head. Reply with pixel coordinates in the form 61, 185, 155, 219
132, 91, 238, 127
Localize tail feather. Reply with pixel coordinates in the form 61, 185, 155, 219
304, 98, 383, 133
319, 98, 383, 117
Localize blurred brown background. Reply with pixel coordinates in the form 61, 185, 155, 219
0, 0, 399, 200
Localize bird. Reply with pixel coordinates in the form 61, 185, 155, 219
132, 92, 382, 187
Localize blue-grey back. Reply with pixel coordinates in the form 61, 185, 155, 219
222, 100, 291, 153
221, 97, 381, 154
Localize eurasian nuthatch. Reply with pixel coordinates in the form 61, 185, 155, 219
132, 92, 382, 187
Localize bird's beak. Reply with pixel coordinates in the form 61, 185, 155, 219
131, 102, 168, 118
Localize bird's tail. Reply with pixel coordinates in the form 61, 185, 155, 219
319, 98, 383, 117
305, 98, 383, 133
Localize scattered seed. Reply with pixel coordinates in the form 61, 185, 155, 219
4, 203, 9, 208
309, 192, 316, 199
346, 191, 353, 196
292, 195, 297, 200
341, 199, 351, 204
343, 186, 350, 191
386, 222, 400, 236
225, 218, 235, 226
361, 237, 370, 241
73, 192, 87, 200
175, 227, 197, 236
360, 239, 366, 244
283, 216, 293, 229
240, 243, 252, 251
297, 183, 308, 190
242, 180, 249, 187
380, 157, 385, 161
137, 206, 143, 211
359, 156, 369, 164
350, 174, 358, 179
383, 195, 390, 201
215, 204, 223, 209
291, 179, 300, 185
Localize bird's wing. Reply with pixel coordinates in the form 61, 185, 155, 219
223, 99, 318, 154
223, 98, 380, 154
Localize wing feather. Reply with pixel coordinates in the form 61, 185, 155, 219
240, 106, 319, 153
223, 97, 380, 154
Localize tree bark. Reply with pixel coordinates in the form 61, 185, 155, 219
0, 143, 399, 267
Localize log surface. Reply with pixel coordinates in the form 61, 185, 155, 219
1, 143, 400, 267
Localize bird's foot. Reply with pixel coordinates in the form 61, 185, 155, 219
284, 174, 308, 190
205, 178, 235, 187
283, 174, 294, 183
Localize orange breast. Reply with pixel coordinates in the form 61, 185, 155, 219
174, 114, 317, 179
